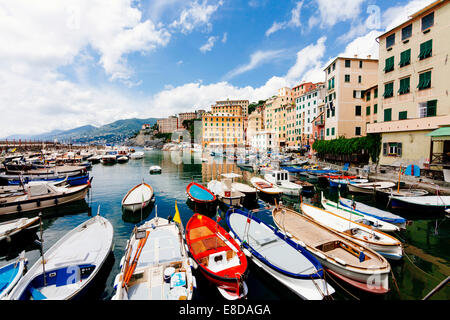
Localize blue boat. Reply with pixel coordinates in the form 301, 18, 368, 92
6, 173, 90, 187
186, 182, 216, 204
226, 207, 334, 300
0, 251, 27, 299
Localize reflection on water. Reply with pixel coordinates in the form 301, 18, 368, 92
0, 150, 448, 300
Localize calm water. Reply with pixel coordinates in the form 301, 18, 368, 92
1, 150, 449, 300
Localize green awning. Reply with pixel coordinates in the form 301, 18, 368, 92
427, 127, 450, 141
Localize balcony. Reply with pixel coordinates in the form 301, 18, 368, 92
315, 119, 325, 127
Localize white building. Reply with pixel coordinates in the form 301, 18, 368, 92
295, 84, 326, 146
250, 131, 278, 152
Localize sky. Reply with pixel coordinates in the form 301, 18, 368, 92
0, 0, 436, 137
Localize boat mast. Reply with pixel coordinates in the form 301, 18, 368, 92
38, 212, 47, 287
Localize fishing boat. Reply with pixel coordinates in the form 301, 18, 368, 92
130, 152, 144, 160
100, 154, 117, 165
294, 180, 315, 195
300, 202, 403, 260
186, 213, 248, 300
117, 156, 129, 163
112, 206, 195, 300
226, 208, 335, 300
264, 170, 302, 196
389, 196, 450, 212
329, 178, 368, 188
149, 166, 162, 174
87, 155, 101, 164
7, 214, 114, 300
348, 181, 396, 194
122, 182, 154, 213
272, 205, 391, 294
250, 177, 282, 196
0, 251, 27, 299
186, 182, 216, 204
377, 188, 428, 198
0, 181, 90, 216
0, 217, 40, 242
339, 198, 406, 229
5, 173, 90, 187
207, 178, 245, 207
320, 193, 399, 232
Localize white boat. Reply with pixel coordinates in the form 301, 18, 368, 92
130, 152, 144, 160
348, 181, 396, 194
112, 216, 195, 300
149, 166, 162, 174
250, 177, 282, 195
0, 181, 90, 216
217, 173, 256, 198
339, 198, 406, 229
329, 178, 368, 188
320, 192, 399, 232
272, 205, 391, 294
226, 207, 335, 300
0, 251, 27, 299
264, 169, 302, 196
117, 156, 129, 163
122, 182, 154, 213
377, 188, 428, 197
0, 217, 40, 242
301, 202, 403, 260
207, 178, 245, 206
389, 195, 450, 212
7, 215, 114, 300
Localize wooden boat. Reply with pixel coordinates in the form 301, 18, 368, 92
339, 198, 406, 229
226, 208, 335, 300
117, 156, 129, 163
101, 154, 117, 164
129, 152, 144, 160
389, 196, 450, 212
294, 180, 315, 195
272, 205, 391, 294
301, 202, 403, 260
0, 181, 90, 216
320, 193, 399, 232
149, 165, 162, 174
217, 173, 257, 199
348, 181, 396, 194
122, 182, 154, 213
6, 173, 90, 187
186, 182, 216, 204
112, 216, 195, 300
329, 178, 368, 188
0, 217, 40, 242
377, 188, 428, 198
0, 251, 27, 299
207, 179, 245, 207
8, 215, 114, 300
264, 170, 302, 196
250, 177, 282, 195
87, 155, 101, 164
186, 213, 248, 300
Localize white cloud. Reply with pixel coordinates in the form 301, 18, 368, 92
339, 29, 382, 59
199, 36, 218, 53
224, 49, 285, 80
315, 0, 366, 27
265, 1, 303, 36
382, 0, 435, 32
221, 32, 228, 43
169, 0, 223, 34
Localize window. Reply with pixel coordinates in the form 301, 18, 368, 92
374, 88, 378, 98
417, 71, 431, 90
345, 60, 351, 68
386, 33, 395, 48
355, 105, 361, 116
399, 111, 407, 120
358, 75, 362, 83
419, 100, 437, 117
398, 77, 410, 95
355, 127, 361, 136
419, 39, 433, 60
326, 128, 330, 136
384, 56, 394, 73
383, 82, 394, 98
332, 62, 336, 71
402, 24, 412, 40
384, 108, 392, 121
331, 127, 335, 135
345, 74, 350, 82
399, 49, 411, 67
359, 61, 363, 68
422, 12, 434, 31
383, 142, 402, 157
366, 91, 371, 101
366, 106, 371, 116
331, 108, 335, 117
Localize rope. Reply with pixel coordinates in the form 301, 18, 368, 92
403, 250, 443, 283
322, 269, 360, 300
390, 268, 402, 299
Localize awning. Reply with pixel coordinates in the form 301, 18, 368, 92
427, 127, 450, 141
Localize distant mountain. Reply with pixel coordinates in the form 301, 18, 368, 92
5, 118, 160, 144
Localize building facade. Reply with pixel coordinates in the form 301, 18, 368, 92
213, 99, 249, 117
178, 112, 197, 128
246, 108, 264, 145
367, 0, 450, 168
202, 112, 244, 148
250, 131, 277, 152
157, 116, 178, 134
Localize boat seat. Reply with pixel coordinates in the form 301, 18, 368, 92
29, 286, 47, 300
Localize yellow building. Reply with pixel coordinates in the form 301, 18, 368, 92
367, 0, 450, 168
213, 99, 249, 117
323, 56, 379, 140
202, 112, 244, 148
246, 108, 264, 145
286, 104, 297, 147
264, 96, 289, 147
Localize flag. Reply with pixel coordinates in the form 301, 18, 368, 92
173, 201, 182, 224
215, 212, 221, 223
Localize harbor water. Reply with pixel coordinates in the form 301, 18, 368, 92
1, 150, 449, 300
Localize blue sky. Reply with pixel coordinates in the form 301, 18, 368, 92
0, 0, 435, 137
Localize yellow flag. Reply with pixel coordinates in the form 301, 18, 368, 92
173, 200, 182, 224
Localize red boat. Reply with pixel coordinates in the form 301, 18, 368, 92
186, 182, 216, 203
321, 175, 357, 180
185, 213, 248, 300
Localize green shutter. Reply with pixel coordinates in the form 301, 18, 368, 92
427, 100, 437, 117
383, 82, 394, 98
384, 108, 392, 121
384, 56, 394, 72
331, 127, 335, 135
374, 88, 378, 98
366, 106, 370, 115
374, 104, 378, 114
399, 49, 411, 67
399, 111, 407, 120
398, 77, 410, 94
419, 40, 432, 60
418, 71, 431, 90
